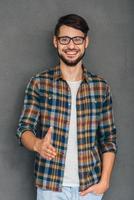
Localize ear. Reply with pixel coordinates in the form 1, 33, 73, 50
85, 36, 90, 48
53, 36, 58, 48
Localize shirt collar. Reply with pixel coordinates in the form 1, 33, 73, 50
53, 64, 92, 83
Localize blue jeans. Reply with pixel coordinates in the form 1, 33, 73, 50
37, 186, 104, 200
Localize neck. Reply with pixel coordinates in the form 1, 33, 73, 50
60, 61, 83, 81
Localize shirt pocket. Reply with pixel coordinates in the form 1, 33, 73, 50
88, 95, 102, 110
40, 92, 57, 105
40, 93, 57, 129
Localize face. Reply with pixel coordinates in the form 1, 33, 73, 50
53, 25, 89, 67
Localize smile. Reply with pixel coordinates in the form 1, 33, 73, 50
64, 50, 79, 56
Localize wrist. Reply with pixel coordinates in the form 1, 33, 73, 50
99, 179, 110, 188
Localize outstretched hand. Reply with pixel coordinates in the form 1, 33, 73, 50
34, 127, 57, 160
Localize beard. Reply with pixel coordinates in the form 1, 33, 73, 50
57, 49, 86, 67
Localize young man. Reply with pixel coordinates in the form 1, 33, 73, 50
16, 14, 117, 200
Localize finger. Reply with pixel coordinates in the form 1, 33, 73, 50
48, 144, 57, 154
43, 151, 55, 160
43, 154, 53, 160
45, 153, 55, 159
46, 147, 57, 157
80, 186, 94, 196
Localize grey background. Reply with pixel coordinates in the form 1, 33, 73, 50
0, 0, 133, 199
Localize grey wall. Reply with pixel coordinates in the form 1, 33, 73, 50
0, 0, 133, 199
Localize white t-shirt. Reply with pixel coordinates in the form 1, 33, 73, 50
62, 80, 82, 187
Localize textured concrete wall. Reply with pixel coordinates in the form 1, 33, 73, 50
0, 0, 133, 199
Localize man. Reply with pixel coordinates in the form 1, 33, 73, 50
16, 14, 117, 200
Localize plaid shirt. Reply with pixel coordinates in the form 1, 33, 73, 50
16, 65, 117, 192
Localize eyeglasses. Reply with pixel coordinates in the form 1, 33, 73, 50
57, 36, 86, 45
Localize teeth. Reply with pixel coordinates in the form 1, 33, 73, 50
67, 53, 76, 55
66, 51, 78, 55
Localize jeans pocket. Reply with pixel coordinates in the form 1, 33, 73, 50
91, 192, 104, 199
85, 192, 104, 200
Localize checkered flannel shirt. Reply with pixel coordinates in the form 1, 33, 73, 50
16, 65, 117, 192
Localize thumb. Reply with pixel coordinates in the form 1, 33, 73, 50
80, 185, 94, 195
43, 126, 53, 142
87, 185, 94, 193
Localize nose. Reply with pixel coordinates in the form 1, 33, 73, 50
67, 39, 75, 49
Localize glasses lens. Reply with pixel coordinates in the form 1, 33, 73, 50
73, 37, 84, 45
59, 37, 70, 44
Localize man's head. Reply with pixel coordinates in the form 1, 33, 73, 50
53, 14, 90, 66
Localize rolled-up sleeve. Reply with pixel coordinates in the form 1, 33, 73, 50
98, 83, 117, 154
16, 77, 40, 145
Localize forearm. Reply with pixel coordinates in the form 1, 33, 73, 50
80, 152, 116, 196
100, 152, 116, 185
21, 131, 40, 152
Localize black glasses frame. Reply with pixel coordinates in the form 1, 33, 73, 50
57, 36, 86, 45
